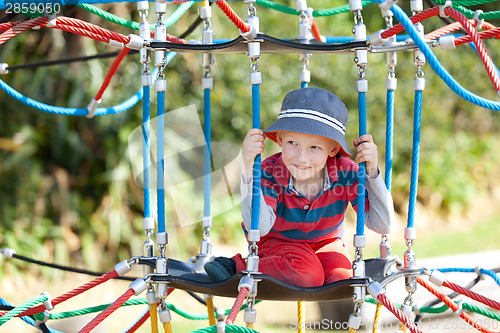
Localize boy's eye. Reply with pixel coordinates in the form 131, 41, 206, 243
287, 141, 296, 145
311, 146, 322, 150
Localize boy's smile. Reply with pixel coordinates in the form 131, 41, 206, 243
277, 131, 340, 187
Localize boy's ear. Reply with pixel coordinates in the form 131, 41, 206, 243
276, 132, 283, 147
329, 143, 341, 157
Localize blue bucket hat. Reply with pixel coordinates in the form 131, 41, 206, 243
264, 87, 351, 157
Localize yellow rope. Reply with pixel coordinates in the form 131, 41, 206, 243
372, 303, 382, 333
149, 304, 159, 333
348, 328, 357, 333
206, 296, 217, 327
398, 322, 407, 332
298, 301, 305, 333
246, 323, 254, 329
163, 322, 173, 333
202, 0, 209, 7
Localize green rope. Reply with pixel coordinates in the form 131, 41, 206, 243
433, 0, 500, 20
463, 302, 500, 321
78, 3, 139, 30
255, 0, 376, 17
191, 325, 258, 333
32, 297, 262, 321
77, 1, 195, 30
0, 294, 49, 326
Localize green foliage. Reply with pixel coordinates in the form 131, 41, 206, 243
1, 2, 500, 275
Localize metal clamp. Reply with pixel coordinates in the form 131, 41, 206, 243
439, 0, 452, 18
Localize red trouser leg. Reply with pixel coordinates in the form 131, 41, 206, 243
232, 238, 325, 287
315, 238, 353, 284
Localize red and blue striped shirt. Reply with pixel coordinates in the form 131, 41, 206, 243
247, 152, 370, 244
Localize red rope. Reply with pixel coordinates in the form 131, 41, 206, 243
225, 287, 249, 325
56, 17, 129, 44
94, 47, 130, 101
377, 294, 422, 333
381, 7, 439, 39
417, 277, 496, 333
215, 0, 251, 33
445, 7, 500, 92
54, 24, 110, 43
0, 17, 48, 46
124, 309, 150, 333
78, 288, 135, 333
455, 27, 500, 46
18, 270, 118, 318
442, 279, 500, 311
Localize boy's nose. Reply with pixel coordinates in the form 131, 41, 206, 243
296, 149, 308, 162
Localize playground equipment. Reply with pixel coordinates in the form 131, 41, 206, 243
1, 0, 500, 332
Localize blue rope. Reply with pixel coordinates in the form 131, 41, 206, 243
384, 3, 500, 111
356, 91, 367, 236
0, 54, 175, 116
436, 268, 500, 286
0, 78, 141, 117
407, 89, 422, 229
142, 84, 151, 219
385, 89, 394, 192
250, 83, 261, 232
157, 88, 166, 234
0, 298, 62, 333
300, 81, 308, 88
203, 88, 211, 217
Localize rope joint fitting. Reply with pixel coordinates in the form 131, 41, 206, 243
439, 0, 452, 18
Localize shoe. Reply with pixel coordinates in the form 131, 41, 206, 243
204, 257, 236, 282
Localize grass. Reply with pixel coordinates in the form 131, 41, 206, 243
363, 213, 500, 259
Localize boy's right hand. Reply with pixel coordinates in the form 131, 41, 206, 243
242, 128, 265, 181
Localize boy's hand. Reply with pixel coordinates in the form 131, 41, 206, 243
353, 134, 379, 178
242, 128, 265, 181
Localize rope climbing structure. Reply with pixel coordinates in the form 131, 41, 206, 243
0, 0, 499, 332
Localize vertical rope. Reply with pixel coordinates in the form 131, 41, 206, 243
356, 91, 367, 236
246, 323, 255, 329
297, 301, 305, 333
149, 304, 159, 333
372, 303, 382, 333
143, 85, 151, 218
384, 89, 394, 192
163, 322, 173, 333
300, 81, 308, 88
407, 90, 422, 229
206, 296, 216, 327
203, 88, 211, 218
157, 89, 166, 233
250, 83, 261, 231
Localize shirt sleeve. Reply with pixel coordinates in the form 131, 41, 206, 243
241, 174, 276, 236
364, 168, 394, 234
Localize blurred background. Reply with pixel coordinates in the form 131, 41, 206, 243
0, 0, 499, 331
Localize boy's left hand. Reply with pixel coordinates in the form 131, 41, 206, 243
353, 134, 379, 178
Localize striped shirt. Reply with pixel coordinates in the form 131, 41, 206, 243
241, 152, 393, 244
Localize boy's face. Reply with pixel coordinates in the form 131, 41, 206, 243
277, 131, 340, 183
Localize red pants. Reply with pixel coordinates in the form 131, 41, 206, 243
232, 238, 353, 287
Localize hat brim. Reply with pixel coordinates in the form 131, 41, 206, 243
264, 117, 351, 157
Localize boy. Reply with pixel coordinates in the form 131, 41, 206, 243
205, 87, 394, 287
